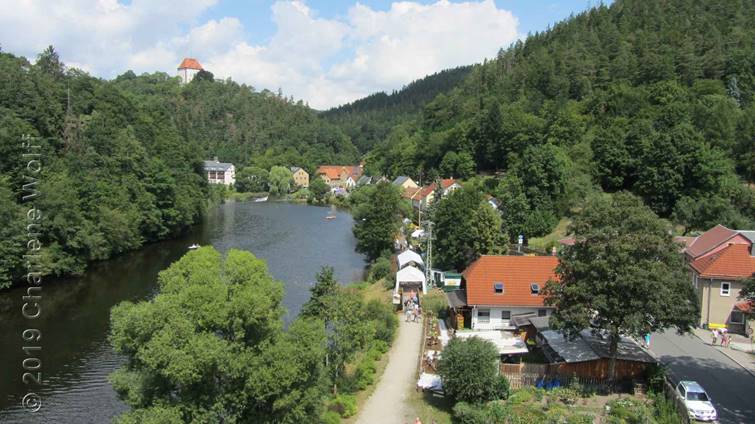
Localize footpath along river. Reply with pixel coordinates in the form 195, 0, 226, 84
0, 201, 366, 423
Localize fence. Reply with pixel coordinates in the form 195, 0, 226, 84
500, 362, 630, 392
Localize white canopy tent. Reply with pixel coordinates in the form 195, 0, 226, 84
394, 265, 427, 295
397, 249, 424, 269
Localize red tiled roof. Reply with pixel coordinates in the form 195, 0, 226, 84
402, 186, 421, 199
673, 236, 697, 252
177, 58, 203, 70
690, 244, 755, 279
463, 255, 559, 307
316, 165, 362, 180
415, 179, 459, 199
686, 225, 738, 259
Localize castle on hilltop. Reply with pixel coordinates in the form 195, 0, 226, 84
177, 58, 203, 84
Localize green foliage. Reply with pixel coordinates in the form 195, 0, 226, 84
544, 192, 699, 380
606, 398, 654, 424
368, 257, 392, 283
433, 186, 507, 270
301, 266, 339, 318
321, 410, 341, 424
338, 0, 754, 230
235, 166, 269, 192
308, 177, 331, 203
453, 400, 510, 424
268, 166, 293, 195
366, 299, 399, 345
329, 394, 358, 418
438, 337, 509, 404
0, 177, 26, 288
352, 183, 404, 261
739, 277, 755, 301
109, 247, 328, 423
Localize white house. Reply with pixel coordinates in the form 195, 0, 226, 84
203, 158, 236, 186
448, 255, 559, 331
177, 58, 203, 84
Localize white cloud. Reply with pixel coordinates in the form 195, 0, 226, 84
0, 0, 519, 109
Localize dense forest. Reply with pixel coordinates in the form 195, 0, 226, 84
343, 0, 754, 239
322, 66, 472, 152
0, 47, 358, 288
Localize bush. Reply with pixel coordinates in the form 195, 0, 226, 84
329, 394, 358, 418
606, 398, 653, 424
321, 410, 341, 424
644, 363, 667, 394
453, 401, 509, 424
366, 299, 398, 345
354, 358, 376, 390
368, 257, 391, 283
438, 337, 508, 403
650, 393, 684, 424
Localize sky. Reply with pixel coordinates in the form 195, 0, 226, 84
0, 0, 605, 109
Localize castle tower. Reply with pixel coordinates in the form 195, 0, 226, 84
177, 58, 203, 84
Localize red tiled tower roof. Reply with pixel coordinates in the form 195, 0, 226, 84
178, 58, 203, 70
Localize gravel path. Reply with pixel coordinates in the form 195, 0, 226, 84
356, 317, 423, 424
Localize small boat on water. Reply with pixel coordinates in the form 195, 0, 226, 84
188, 243, 200, 250
254, 196, 269, 202
325, 205, 337, 220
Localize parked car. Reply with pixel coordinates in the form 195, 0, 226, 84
675, 380, 718, 422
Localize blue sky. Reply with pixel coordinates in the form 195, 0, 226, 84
0, 0, 606, 108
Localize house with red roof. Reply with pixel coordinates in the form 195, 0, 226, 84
315, 165, 363, 190
681, 225, 755, 334
177, 58, 203, 84
410, 179, 461, 209
446, 255, 559, 331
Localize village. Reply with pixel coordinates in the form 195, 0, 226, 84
200, 154, 754, 424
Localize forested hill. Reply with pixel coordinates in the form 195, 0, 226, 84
0, 48, 358, 288
359, 0, 754, 239
322, 66, 472, 152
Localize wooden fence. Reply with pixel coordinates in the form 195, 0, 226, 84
500, 362, 632, 392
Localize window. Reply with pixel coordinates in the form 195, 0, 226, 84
501, 310, 511, 320
477, 309, 490, 323
720, 282, 731, 296
538, 309, 547, 317
730, 311, 744, 324
493, 282, 504, 294
531, 283, 540, 295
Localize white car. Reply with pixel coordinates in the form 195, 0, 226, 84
676, 380, 718, 422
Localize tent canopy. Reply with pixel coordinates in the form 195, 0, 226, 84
395, 265, 427, 294
397, 249, 424, 269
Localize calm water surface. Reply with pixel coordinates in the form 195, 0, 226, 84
0, 201, 365, 423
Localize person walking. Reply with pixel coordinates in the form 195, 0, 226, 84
711, 328, 718, 346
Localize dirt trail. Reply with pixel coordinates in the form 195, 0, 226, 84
355, 317, 423, 424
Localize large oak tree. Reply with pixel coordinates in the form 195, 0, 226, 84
543, 192, 699, 381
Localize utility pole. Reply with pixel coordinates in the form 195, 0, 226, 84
424, 221, 433, 291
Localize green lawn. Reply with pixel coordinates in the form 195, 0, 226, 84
528, 217, 572, 251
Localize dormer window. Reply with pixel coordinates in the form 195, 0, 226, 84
531, 283, 540, 295
493, 282, 504, 294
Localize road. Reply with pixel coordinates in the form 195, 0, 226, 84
651, 330, 755, 424
355, 317, 423, 424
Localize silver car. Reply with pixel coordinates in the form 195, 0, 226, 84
676, 380, 718, 422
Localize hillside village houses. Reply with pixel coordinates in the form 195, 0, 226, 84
315, 165, 363, 190
402, 178, 461, 210
676, 224, 755, 335
391, 176, 419, 191
290, 167, 309, 188
177, 57, 203, 84
203, 158, 236, 186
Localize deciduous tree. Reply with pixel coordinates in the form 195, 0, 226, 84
543, 192, 699, 382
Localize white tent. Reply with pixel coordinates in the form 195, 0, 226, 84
395, 265, 427, 295
411, 229, 425, 239
397, 249, 424, 269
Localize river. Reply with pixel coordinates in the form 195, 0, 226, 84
0, 201, 366, 423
